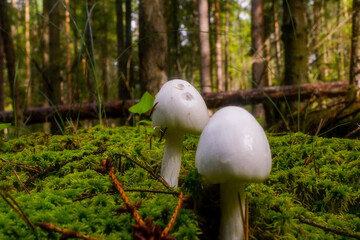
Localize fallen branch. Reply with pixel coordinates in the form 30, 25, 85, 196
38, 222, 102, 240
296, 216, 360, 239
25, 147, 106, 188
0, 81, 351, 124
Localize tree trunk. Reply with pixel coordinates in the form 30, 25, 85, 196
64, 0, 72, 104
313, 0, 325, 82
125, 0, 134, 93
139, 0, 168, 95
0, 0, 23, 127
190, 0, 198, 85
214, 0, 223, 91
350, 0, 360, 92
198, 0, 212, 93
224, 0, 230, 91
282, 0, 308, 85
42, 0, 50, 107
85, 0, 96, 102
101, 1, 109, 101
273, 0, 281, 81
25, 0, 31, 108
116, 0, 129, 100
0, 33, 4, 111
251, 0, 268, 123
167, 0, 181, 79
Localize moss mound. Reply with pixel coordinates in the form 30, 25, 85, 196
0, 126, 359, 239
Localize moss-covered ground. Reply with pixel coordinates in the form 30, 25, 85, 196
0, 126, 359, 239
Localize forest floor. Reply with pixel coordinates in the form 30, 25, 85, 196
0, 126, 359, 239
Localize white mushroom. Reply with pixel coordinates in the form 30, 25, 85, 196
195, 106, 272, 240
152, 79, 209, 187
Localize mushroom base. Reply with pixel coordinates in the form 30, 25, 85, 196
219, 181, 246, 240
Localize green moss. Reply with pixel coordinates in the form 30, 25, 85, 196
0, 127, 360, 239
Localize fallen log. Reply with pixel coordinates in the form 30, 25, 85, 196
0, 81, 351, 125
203, 81, 350, 108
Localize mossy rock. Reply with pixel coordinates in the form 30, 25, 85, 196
0, 127, 359, 239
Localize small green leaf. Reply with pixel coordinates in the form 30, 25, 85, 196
138, 120, 153, 125
128, 92, 155, 114
0, 123, 11, 131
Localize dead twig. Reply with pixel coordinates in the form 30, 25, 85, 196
0, 158, 39, 172
296, 216, 360, 239
12, 167, 30, 194
114, 152, 178, 195
0, 190, 35, 230
161, 191, 184, 237
38, 222, 102, 240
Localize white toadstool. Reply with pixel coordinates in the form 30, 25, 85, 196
195, 106, 272, 240
152, 79, 209, 187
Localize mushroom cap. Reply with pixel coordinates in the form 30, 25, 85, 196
195, 106, 272, 184
152, 79, 209, 135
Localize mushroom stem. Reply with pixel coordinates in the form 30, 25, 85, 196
219, 181, 245, 240
161, 132, 184, 187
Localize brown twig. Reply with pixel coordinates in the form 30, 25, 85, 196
12, 167, 30, 194
101, 159, 145, 226
0, 191, 35, 230
296, 216, 360, 239
0, 158, 39, 172
25, 147, 106, 187
114, 152, 178, 195
38, 222, 102, 240
162, 191, 184, 237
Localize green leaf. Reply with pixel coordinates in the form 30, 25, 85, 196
128, 92, 155, 115
0, 123, 11, 131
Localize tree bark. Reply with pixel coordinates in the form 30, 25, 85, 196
0, 81, 350, 125
85, 0, 96, 102
125, 0, 134, 93
64, 0, 72, 104
101, 1, 109, 101
282, 0, 308, 85
139, 0, 168, 95
313, 0, 325, 82
214, 0, 223, 91
224, 0, 230, 91
25, 0, 31, 108
116, 0, 130, 100
198, 0, 212, 93
350, 0, 360, 92
273, 0, 281, 81
167, 0, 181, 79
0, 0, 23, 127
0, 32, 4, 111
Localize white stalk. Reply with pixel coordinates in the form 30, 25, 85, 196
161, 132, 184, 187
219, 181, 246, 240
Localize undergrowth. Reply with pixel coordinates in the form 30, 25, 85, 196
0, 126, 359, 239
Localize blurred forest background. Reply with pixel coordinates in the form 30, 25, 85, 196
0, 0, 359, 137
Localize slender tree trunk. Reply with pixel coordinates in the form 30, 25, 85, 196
85, 0, 96, 102
313, 0, 325, 82
282, 0, 308, 85
273, 0, 281, 81
0, 33, 4, 111
101, 1, 109, 101
198, 0, 212, 93
25, 0, 31, 108
190, 0, 198, 85
350, 0, 360, 92
64, 0, 72, 104
168, 0, 181, 79
224, 0, 230, 91
251, 0, 266, 118
139, 0, 168, 95
116, 0, 130, 100
42, 0, 50, 107
0, 0, 23, 127
214, 0, 223, 91
125, 0, 134, 93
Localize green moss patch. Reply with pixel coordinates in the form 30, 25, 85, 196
0, 127, 360, 239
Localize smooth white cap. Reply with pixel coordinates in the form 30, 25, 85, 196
195, 106, 272, 184
152, 79, 209, 135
